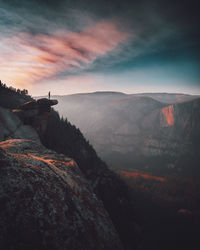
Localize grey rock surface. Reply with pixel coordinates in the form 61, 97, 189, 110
0, 106, 39, 142
12, 98, 58, 136
0, 139, 123, 250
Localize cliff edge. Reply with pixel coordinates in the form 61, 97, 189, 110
0, 139, 123, 250
0, 97, 123, 249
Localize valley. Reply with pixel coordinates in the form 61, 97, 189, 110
52, 91, 200, 176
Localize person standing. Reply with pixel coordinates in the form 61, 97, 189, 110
48, 91, 51, 99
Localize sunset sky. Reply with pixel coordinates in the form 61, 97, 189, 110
0, 0, 199, 96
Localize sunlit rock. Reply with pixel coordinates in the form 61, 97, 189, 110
161, 105, 174, 127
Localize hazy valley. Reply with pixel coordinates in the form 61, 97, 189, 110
51, 92, 200, 176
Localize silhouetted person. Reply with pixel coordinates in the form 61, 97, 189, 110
48, 91, 51, 99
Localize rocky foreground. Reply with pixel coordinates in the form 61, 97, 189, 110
0, 139, 123, 250
0, 98, 58, 142
0, 98, 124, 249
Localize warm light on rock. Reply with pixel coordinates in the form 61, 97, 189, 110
162, 105, 174, 126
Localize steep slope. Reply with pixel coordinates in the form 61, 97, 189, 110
0, 83, 31, 109
0, 139, 123, 250
42, 110, 139, 249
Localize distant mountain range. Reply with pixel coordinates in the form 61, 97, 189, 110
47, 92, 200, 176
132, 92, 200, 104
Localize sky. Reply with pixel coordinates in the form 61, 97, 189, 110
0, 0, 199, 96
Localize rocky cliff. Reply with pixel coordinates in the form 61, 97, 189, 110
0, 106, 40, 142
0, 87, 137, 249
0, 98, 57, 141
0, 139, 123, 250
0, 97, 124, 249
13, 98, 58, 137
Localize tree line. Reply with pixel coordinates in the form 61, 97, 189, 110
0, 80, 28, 95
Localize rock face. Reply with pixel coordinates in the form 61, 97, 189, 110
0, 93, 135, 249
0, 98, 58, 143
12, 98, 58, 136
0, 139, 123, 250
0, 106, 40, 142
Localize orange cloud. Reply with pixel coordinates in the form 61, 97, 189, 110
0, 20, 130, 88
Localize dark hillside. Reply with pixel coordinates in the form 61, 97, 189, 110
0, 81, 31, 108
41, 110, 139, 249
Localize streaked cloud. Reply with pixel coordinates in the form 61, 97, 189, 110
0, 20, 130, 87
0, 0, 199, 94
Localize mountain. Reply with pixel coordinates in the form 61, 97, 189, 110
52, 91, 200, 176
133, 92, 200, 104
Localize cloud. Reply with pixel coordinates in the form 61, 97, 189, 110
1, 0, 199, 95
0, 19, 130, 87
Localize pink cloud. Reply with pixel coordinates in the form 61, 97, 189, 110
0, 20, 130, 87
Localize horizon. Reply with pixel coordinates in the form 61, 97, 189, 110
33, 90, 200, 98
1, 78, 200, 96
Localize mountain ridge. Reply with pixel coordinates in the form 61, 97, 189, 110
35, 91, 200, 104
